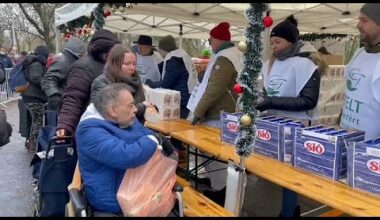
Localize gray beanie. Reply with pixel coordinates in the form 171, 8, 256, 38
360, 3, 380, 26
158, 35, 178, 52
64, 37, 86, 58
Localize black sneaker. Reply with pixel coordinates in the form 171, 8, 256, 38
202, 187, 226, 206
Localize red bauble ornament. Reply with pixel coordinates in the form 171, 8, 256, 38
104, 10, 111, 17
233, 83, 244, 94
263, 16, 273, 28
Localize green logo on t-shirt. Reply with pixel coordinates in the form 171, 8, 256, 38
347, 68, 365, 91
267, 75, 286, 96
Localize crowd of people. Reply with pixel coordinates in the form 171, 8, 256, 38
0, 2, 379, 217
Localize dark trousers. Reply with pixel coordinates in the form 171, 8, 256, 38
18, 99, 32, 138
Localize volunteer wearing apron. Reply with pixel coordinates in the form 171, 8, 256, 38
256, 15, 326, 217
256, 15, 323, 126
340, 3, 380, 140
187, 22, 242, 205
135, 35, 163, 83
145, 35, 199, 119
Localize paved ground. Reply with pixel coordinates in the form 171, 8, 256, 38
0, 99, 326, 217
0, 99, 34, 217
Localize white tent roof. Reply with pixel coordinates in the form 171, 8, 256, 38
55, 3, 364, 41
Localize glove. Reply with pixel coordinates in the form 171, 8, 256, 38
145, 79, 154, 87
47, 95, 61, 110
191, 116, 201, 125
256, 95, 271, 112
152, 133, 175, 156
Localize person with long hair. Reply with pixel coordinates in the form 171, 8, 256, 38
91, 44, 152, 123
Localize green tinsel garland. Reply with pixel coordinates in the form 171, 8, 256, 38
93, 3, 105, 30
300, 33, 348, 41
235, 3, 268, 157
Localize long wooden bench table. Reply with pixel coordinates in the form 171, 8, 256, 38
170, 126, 380, 217
145, 119, 195, 135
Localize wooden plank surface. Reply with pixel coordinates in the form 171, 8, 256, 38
171, 126, 380, 217
182, 186, 235, 217
145, 119, 194, 135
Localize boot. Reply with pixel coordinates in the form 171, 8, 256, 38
27, 137, 36, 153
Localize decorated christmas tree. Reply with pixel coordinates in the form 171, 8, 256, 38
234, 3, 271, 157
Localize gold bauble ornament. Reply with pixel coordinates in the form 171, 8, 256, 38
118, 6, 126, 13
237, 41, 247, 52
240, 114, 252, 126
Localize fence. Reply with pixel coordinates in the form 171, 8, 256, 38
0, 68, 20, 103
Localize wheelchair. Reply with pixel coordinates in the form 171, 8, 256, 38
65, 163, 184, 217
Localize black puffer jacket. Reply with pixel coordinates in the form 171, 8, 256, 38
41, 51, 78, 99
21, 55, 47, 103
0, 109, 12, 147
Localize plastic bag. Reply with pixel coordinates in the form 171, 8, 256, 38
116, 148, 178, 217
144, 106, 160, 123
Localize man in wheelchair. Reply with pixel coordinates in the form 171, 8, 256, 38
74, 83, 179, 216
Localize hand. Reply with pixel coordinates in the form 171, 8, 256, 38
142, 101, 154, 108
191, 116, 201, 125
56, 129, 68, 143
256, 94, 271, 112
153, 133, 175, 156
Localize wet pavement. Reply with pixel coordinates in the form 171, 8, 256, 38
0, 99, 34, 217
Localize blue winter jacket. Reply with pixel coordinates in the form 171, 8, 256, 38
76, 105, 157, 214
148, 56, 190, 109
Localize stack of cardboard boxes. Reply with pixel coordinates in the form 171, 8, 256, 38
143, 85, 181, 120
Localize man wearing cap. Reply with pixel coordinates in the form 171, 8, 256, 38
135, 35, 163, 83
145, 35, 199, 119
187, 21, 242, 205
41, 37, 86, 112
340, 3, 380, 140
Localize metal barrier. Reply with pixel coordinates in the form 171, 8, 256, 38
0, 68, 20, 103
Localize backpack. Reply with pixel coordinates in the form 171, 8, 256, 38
9, 63, 29, 93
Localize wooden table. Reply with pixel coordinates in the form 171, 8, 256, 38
170, 126, 380, 217
145, 119, 195, 135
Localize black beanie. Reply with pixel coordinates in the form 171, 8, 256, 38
34, 46, 50, 59
88, 29, 121, 62
270, 15, 299, 44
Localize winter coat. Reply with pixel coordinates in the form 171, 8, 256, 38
56, 29, 120, 135
41, 51, 78, 100
76, 104, 157, 213
21, 55, 47, 103
0, 109, 12, 147
56, 55, 104, 135
193, 56, 238, 120
90, 72, 146, 121
147, 57, 190, 110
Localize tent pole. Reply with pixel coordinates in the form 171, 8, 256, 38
55, 27, 61, 54
179, 24, 183, 49
236, 156, 247, 216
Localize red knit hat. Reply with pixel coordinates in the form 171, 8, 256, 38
210, 22, 231, 41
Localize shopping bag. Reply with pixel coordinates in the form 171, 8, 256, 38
116, 148, 178, 217
144, 105, 160, 123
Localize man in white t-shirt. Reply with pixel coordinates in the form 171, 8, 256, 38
340, 3, 380, 140
135, 35, 163, 83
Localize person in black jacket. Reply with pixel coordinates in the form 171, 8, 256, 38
256, 15, 327, 125
56, 29, 120, 139
21, 45, 50, 151
145, 35, 199, 119
41, 37, 85, 111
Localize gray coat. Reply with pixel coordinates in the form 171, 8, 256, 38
91, 73, 147, 120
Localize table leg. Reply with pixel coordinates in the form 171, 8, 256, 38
280, 188, 299, 217
195, 148, 199, 190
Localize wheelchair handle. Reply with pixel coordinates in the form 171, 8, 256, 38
47, 136, 74, 153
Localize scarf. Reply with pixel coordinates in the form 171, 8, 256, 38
363, 41, 380, 53
274, 41, 304, 61
120, 73, 145, 103
214, 41, 235, 54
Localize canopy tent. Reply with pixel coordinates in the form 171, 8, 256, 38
55, 3, 364, 42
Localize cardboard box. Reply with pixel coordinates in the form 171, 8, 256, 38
220, 112, 243, 145
321, 55, 344, 65
144, 87, 181, 108
347, 137, 380, 196
294, 125, 365, 181
156, 105, 180, 120
253, 116, 304, 163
